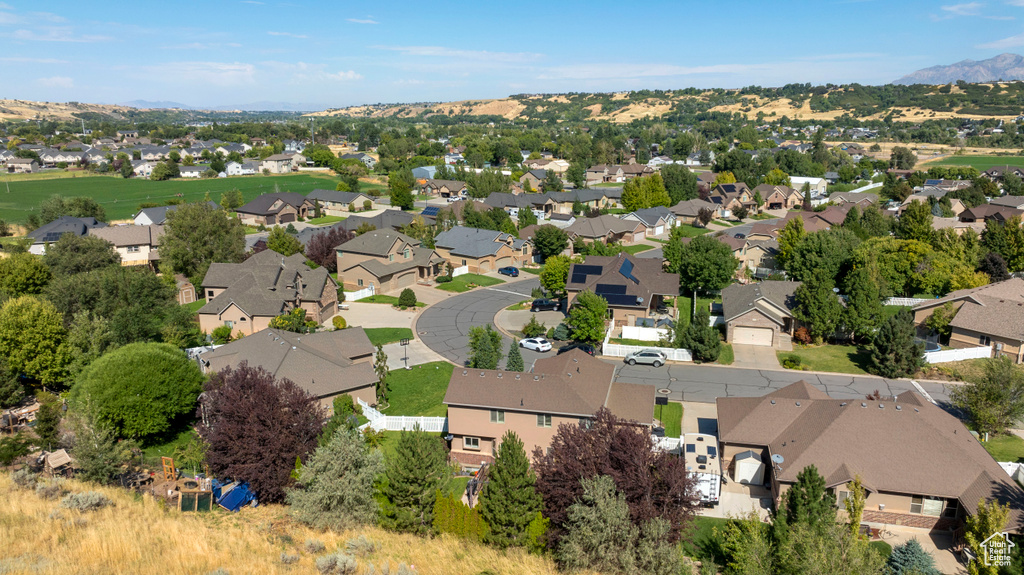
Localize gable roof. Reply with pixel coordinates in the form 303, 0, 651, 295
717, 382, 1024, 532
306, 188, 369, 205
337, 229, 417, 257
201, 328, 377, 399
625, 206, 674, 227
721, 280, 801, 323
199, 250, 334, 317
88, 224, 164, 247
670, 199, 714, 217
236, 192, 310, 216
990, 195, 1024, 209
433, 225, 527, 257
564, 215, 643, 239
444, 348, 653, 423
565, 252, 679, 308
27, 216, 106, 243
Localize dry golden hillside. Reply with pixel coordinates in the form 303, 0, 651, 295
0, 472, 589, 575
0, 99, 140, 121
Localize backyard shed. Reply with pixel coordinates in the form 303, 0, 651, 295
734, 450, 765, 485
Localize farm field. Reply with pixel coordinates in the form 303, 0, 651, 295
0, 172, 347, 223
924, 154, 1024, 171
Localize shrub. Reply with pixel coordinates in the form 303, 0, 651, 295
211, 325, 233, 345
316, 552, 357, 575
793, 326, 812, 345
280, 553, 298, 565
348, 203, 356, 212
60, 491, 112, 512
522, 315, 546, 338
363, 200, 372, 211
398, 288, 417, 308
345, 534, 378, 557
0, 433, 32, 465
333, 316, 347, 330
780, 354, 805, 370
305, 539, 326, 554
432, 491, 489, 541
35, 480, 63, 500
531, 287, 545, 299
12, 468, 37, 488
552, 323, 570, 341
436, 275, 453, 283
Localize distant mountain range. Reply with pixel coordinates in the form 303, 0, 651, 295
118, 100, 320, 112
894, 53, 1024, 85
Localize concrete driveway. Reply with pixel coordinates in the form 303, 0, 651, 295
731, 344, 781, 369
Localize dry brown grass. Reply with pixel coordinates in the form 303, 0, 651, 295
0, 473, 582, 575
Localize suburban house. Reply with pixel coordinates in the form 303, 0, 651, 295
422, 179, 468, 198
565, 252, 679, 326
179, 166, 205, 179
790, 176, 828, 195
340, 153, 376, 170
26, 216, 107, 255
199, 328, 378, 409
671, 199, 715, 225
717, 381, 1024, 533
198, 250, 338, 336
6, 158, 38, 173
306, 188, 376, 215
433, 226, 532, 273
912, 279, 1024, 362
701, 236, 781, 278
88, 224, 164, 267
564, 215, 646, 246
520, 169, 548, 191
411, 165, 437, 180
620, 163, 656, 179
133, 201, 219, 225
335, 209, 436, 236
235, 193, 314, 226
585, 164, 624, 185
983, 165, 1024, 183
132, 161, 157, 178
829, 191, 879, 207
443, 348, 655, 468
754, 184, 802, 210
989, 195, 1024, 210
708, 183, 756, 216
260, 154, 295, 174
931, 217, 986, 236
622, 206, 676, 237
721, 280, 801, 347
335, 229, 444, 292
959, 204, 1024, 224
225, 161, 259, 176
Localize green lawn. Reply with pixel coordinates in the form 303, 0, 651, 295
981, 433, 1024, 463
507, 300, 532, 311
610, 337, 661, 346
718, 343, 734, 365
140, 424, 195, 464
182, 298, 206, 314
675, 224, 712, 238
869, 541, 893, 560
680, 516, 731, 565
929, 155, 1024, 171
436, 273, 505, 293
0, 172, 345, 223
778, 345, 871, 375
363, 327, 415, 347
676, 295, 719, 324
519, 267, 542, 275
307, 215, 346, 225
593, 182, 625, 188
382, 361, 454, 417
357, 294, 426, 307
654, 402, 683, 438
620, 243, 655, 254
882, 305, 910, 320
751, 213, 775, 220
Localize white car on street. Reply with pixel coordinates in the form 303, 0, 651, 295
519, 337, 552, 352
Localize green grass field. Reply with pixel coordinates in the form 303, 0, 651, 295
981, 433, 1024, 463
619, 244, 655, 254
654, 402, 682, 438
718, 342, 734, 365
357, 294, 426, 307
436, 273, 505, 293
381, 361, 454, 417
307, 215, 346, 225
778, 345, 871, 375
928, 155, 1024, 171
181, 299, 206, 314
363, 327, 415, 347
0, 172, 347, 223
675, 224, 712, 238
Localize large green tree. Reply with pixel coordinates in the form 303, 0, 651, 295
42, 233, 120, 276
0, 253, 51, 297
0, 296, 71, 386
868, 309, 924, 379
505, 341, 524, 372
660, 164, 698, 204
776, 217, 806, 270
533, 225, 569, 262
950, 356, 1024, 436
621, 174, 671, 211
566, 290, 608, 343
896, 199, 934, 243
265, 226, 304, 256
70, 342, 205, 440
842, 264, 885, 341
160, 202, 245, 286
785, 228, 861, 285
380, 428, 452, 534
539, 254, 571, 296
479, 431, 543, 548
682, 308, 721, 362
389, 167, 416, 210
794, 278, 844, 344
39, 195, 106, 223
468, 324, 503, 369
664, 232, 736, 301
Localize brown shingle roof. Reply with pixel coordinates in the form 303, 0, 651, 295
717, 382, 1024, 532
566, 253, 679, 309
88, 224, 164, 247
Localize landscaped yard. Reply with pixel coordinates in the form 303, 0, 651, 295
357, 294, 426, 307
751, 213, 775, 220
619, 244, 655, 255
182, 299, 206, 314
718, 343, 734, 365
680, 516, 731, 565
436, 273, 505, 293
981, 433, 1024, 463
507, 300, 532, 311
519, 267, 542, 275
141, 425, 196, 467
882, 305, 910, 319
307, 215, 346, 225
381, 361, 454, 417
778, 345, 871, 375
610, 337, 661, 347
363, 327, 415, 347
675, 224, 712, 238
654, 402, 682, 438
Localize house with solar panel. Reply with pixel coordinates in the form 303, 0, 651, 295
565, 252, 680, 327
26, 216, 107, 255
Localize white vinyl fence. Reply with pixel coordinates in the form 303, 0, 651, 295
348, 285, 376, 301
602, 329, 692, 361
451, 265, 470, 277
884, 297, 931, 307
357, 398, 448, 432
652, 436, 683, 452
621, 325, 670, 341
848, 181, 884, 194
923, 346, 992, 364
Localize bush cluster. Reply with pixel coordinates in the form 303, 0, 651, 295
60, 491, 112, 512
432, 491, 489, 541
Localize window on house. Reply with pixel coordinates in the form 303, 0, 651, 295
389, 254, 394, 262
837, 491, 850, 506
357, 279, 364, 287
943, 499, 959, 518
490, 410, 505, 423
404, 249, 410, 259
207, 290, 215, 298
911, 496, 944, 516
462, 259, 467, 266
464, 437, 480, 450
126, 245, 140, 253
980, 335, 991, 346
537, 414, 552, 428
522, 247, 528, 255
224, 321, 233, 328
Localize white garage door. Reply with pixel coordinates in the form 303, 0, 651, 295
733, 327, 773, 347
653, 225, 664, 236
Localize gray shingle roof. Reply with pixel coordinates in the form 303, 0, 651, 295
433, 226, 526, 257
721, 281, 801, 322
337, 229, 417, 257
199, 250, 334, 317
626, 206, 674, 227
236, 193, 310, 215
306, 188, 367, 205
27, 216, 106, 243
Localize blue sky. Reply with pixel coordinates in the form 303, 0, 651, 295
3, 1, 1024, 109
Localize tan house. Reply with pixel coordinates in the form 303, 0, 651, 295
6, 158, 38, 173
306, 189, 376, 215
443, 348, 654, 469
260, 153, 295, 174
753, 184, 802, 210
422, 179, 468, 198
585, 164, 624, 185
708, 182, 756, 216
336, 229, 445, 293
564, 215, 646, 246
565, 252, 679, 326
88, 224, 165, 267
721, 281, 801, 347
718, 381, 1024, 533
235, 192, 313, 226
433, 226, 532, 273
199, 327, 378, 409
520, 169, 548, 191
198, 250, 337, 336
670, 199, 715, 225
830, 191, 879, 208
913, 279, 1024, 362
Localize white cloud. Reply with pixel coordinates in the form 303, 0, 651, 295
10, 27, 112, 42
147, 61, 257, 87
0, 2, 13, 9
977, 31, 1024, 47
373, 45, 543, 63
0, 56, 68, 64
942, 2, 984, 15
328, 70, 362, 80
267, 31, 308, 38
347, 18, 378, 24
28, 11, 66, 23
161, 42, 244, 50
37, 76, 73, 88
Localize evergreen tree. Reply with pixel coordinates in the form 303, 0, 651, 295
468, 324, 503, 369
479, 431, 543, 548
543, 169, 563, 192
868, 309, 924, 378
777, 465, 835, 532
682, 308, 720, 363
505, 341, 524, 372
34, 392, 63, 449
380, 428, 452, 534
887, 539, 940, 575
842, 265, 884, 342
0, 358, 23, 409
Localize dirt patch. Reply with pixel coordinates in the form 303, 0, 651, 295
601, 101, 673, 123
584, 103, 602, 116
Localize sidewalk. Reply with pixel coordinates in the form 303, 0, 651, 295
382, 340, 446, 370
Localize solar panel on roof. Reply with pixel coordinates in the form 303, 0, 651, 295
570, 273, 588, 284
924, 179, 941, 185
619, 259, 639, 284
573, 264, 603, 276
595, 283, 626, 295
42, 232, 62, 242
421, 206, 440, 217
603, 293, 641, 307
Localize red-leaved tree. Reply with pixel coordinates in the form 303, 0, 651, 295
197, 363, 325, 503
306, 226, 355, 272
532, 408, 698, 545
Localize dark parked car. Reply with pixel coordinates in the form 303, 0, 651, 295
557, 343, 596, 356
531, 298, 560, 312
497, 266, 519, 277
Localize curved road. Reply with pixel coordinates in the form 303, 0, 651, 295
417, 279, 953, 405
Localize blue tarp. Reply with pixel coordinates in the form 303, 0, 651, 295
208, 478, 257, 512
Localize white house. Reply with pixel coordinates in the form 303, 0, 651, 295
226, 161, 259, 176
179, 166, 204, 179
790, 176, 828, 195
